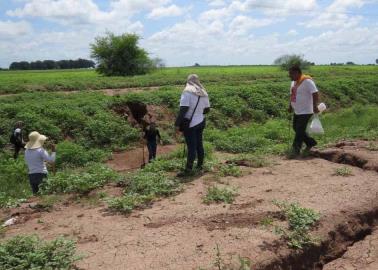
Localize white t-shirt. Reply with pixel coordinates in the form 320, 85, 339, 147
180, 92, 210, 128
290, 79, 318, 115
25, 148, 56, 174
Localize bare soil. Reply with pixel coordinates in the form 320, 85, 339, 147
107, 144, 178, 171
1, 141, 378, 270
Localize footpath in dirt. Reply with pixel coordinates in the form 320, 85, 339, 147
2, 140, 378, 270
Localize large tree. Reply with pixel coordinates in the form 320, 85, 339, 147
90, 32, 155, 76
273, 54, 313, 71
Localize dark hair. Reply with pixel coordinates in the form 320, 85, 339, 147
289, 65, 302, 73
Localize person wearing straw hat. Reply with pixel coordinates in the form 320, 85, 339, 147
24, 131, 56, 194
175, 74, 210, 177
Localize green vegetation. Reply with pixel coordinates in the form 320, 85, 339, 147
0, 235, 80, 270
203, 186, 237, 204
91, 32, 156, 76
273, 200, 320, 249
333, 167, 354, 177
274, 54, 314, 70
217, 164, 242, 177
0, 66, 377, 207
199, 245, 251, 270
41, 163, 121, 195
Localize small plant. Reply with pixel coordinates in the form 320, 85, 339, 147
218, 164, 242, 177
41, 163, 121, 195
260, 216, 274, 228
203, 186, 237, 204
366, 142, 378, 151
273, 200, 320, 249
333, 167, 353, 177
227, 154, 270, 168
107, 194, 154, 214
0, 235, 80, 269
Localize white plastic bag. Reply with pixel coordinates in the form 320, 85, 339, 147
308, 114, 324, 135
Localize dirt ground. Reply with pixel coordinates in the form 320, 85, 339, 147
1, 140, 378, 270
107, 144, 178, 171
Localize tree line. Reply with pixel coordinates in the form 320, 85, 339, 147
9, 58, 95, 70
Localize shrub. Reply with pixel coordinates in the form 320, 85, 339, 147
0, 235, 79, 269
203, 186, 237, 204
41, 163, 120, 194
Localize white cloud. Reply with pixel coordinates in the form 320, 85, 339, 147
0, 20, 32, 38
287, 29, 298, 36
206, 0, 227, 7
229, 15, 276, 35
147, 4, 184, 19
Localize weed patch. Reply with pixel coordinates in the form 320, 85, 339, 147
273, 200, 320, 249
0, 235, 80, 270
333, 167, 354, 177
203, 186, 237, 204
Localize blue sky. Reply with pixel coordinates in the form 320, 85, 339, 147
0, 0, 377, 68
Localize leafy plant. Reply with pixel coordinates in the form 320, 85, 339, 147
203, 186, 237, 204
333, 167, 353, 177
217, 164, 242, 177
0, 235, 80, 270
41, 163, 120, 195
273, 200, 320, 249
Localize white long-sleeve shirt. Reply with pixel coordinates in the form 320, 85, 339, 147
25, 148, 56, 174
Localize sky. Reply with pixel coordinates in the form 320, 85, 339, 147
0, 0, 378, 68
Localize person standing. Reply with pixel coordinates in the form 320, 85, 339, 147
175, 74, 210, 176
10, 121, 25, 159
143, 122, 161, 162
288, 66, 320, 156
24, 131, 56, 195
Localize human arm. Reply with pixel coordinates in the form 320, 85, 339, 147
313, 92, 319, 114
307, 80, 320, 114
41, 145, 56, 163
175, 106, 189, 128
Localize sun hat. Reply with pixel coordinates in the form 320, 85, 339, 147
25, 131, 47, 149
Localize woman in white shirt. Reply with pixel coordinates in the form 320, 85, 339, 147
24, 131, 56, 194
175, 74, 210, 176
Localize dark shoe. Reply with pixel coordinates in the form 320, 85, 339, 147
176, 169, 194, 178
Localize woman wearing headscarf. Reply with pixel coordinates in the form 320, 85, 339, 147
24, 131, 56, 194
175, 74, 210, 176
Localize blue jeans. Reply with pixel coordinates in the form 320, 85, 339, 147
147, 141, 157, 161
183, 120, 205, 170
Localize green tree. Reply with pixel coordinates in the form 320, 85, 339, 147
90, 32, 155, 76
273, 54, 313, 71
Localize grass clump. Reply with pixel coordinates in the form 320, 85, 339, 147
107, 170, 180, 214
273, 200, 320, 249
333, 167, 353, 177
0, 235, 80, 270
41, 163, 120, 195
203, 186, 237, 204
217, 164, 242, 177
227, 154, 270, 168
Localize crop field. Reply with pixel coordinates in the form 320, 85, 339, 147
0, 65, 378, 270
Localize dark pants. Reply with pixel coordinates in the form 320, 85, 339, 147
292, 114, 317, 154
183, 120, 205, 170
28, 173, 47, 194
13, 143, 24, 159
147, 141, 157, 162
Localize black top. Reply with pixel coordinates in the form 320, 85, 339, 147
144, 128, 161, 142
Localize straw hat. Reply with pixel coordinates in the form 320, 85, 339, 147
25, 131, 47, 149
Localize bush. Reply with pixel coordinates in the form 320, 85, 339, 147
274, 54, 313, 71
203, 186, 237, 204
0, 235, 79, 269
91, 32, 156, 76
41, 164, 120, 195
56, 141, 108, 168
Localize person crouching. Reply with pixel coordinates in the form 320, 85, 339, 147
24, 131, 56, 195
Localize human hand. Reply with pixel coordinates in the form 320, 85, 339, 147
314, 106, 320, 114
50, 144, 56, 152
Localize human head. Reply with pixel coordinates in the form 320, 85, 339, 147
25, 131, 47, 149
288, 66, 302, 81
187, 74, 201, 85
149, 122, 156, 130
15, 121, 24, 128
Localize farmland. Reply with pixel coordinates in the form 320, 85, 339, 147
0, 65, 378, 270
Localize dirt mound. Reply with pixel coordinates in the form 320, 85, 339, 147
107, 144, 178, 171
